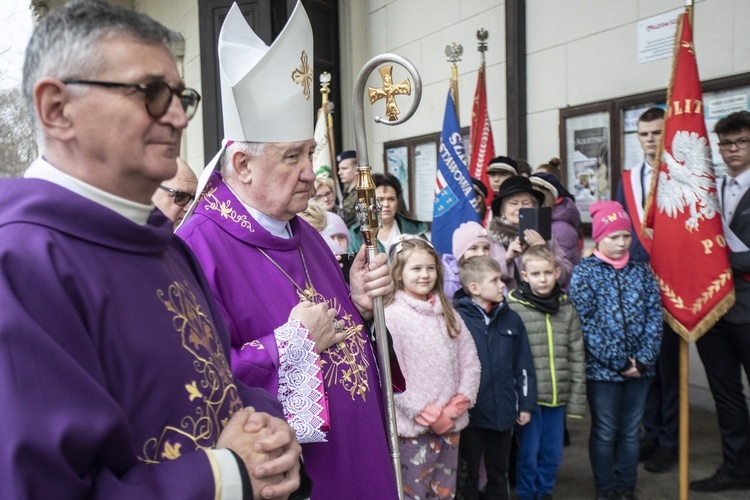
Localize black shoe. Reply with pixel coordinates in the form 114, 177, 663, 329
638, 440, 657, 462
644, 446, 677, 473
616, 488, 636, 500
690, 470, 750, 492
538, 495, 553, 500
596, 491, 616, 500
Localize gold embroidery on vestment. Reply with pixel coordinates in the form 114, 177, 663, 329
202, 184, 254, 231
298, 283, 370, 401
139, 281, 243, 463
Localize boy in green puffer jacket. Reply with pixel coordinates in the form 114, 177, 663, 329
508, 245, 586, 500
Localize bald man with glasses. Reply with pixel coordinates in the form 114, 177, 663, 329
0, 1, 305, 498
153, 157, 198, 229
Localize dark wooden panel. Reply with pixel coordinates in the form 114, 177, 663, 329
505, 0, 527, 161
306, 0, 341, 155
199, 0, 273, 162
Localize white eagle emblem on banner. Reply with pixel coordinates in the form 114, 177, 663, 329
656, 131, 718, 231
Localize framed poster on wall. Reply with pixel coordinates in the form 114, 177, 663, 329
413, 142, 438, 222
561, 105, 614, 223
383, 127, 470, 223
386, 146, 409, 212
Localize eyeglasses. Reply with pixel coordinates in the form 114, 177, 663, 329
314, 191, 334, 201
718, 137, 750, 151
158, 185, 195, 207
62, 79, 201, 120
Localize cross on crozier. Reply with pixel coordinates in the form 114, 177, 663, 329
368, 65, 411, 121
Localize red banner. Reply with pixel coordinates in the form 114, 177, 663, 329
469, 64, 495, 217
644, 12, 735, 341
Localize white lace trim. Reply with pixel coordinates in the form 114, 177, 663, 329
275, 320, 328, 443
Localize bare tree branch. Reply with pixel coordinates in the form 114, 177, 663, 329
0, 86, 37, 177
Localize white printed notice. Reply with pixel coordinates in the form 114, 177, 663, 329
637, 8, 682, 64
706, 95, 748, 118
414, 142, 438, 222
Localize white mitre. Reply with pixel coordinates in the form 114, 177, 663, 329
179, 1, 313, 228
220, 1, 313, 142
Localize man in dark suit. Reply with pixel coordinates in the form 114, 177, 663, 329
691, 110, 750, 492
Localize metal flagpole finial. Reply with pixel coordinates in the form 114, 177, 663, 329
445, 43, 462, 124
477, 29, 489, 52
352, 54, 421, 500
319, 71, 332, 97
445, 42, 463, 65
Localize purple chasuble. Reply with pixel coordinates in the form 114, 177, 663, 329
0, 178, 282, 499
178, 172, 398, 499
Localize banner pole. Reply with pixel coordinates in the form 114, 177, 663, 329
680, 5, 692, 499
680, 338, 689, 500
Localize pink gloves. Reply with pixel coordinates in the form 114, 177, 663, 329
444, 393, 470, 419
414, 394, 471, 435
414, 403, 441, 428
429, 411, 456, 435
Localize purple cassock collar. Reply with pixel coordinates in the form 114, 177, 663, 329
191, 172, 303, 251
0, 178, 174, 254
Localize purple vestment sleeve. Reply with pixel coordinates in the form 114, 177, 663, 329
180, 219, 282, 396
176, 237, 285, 418
233, 382, 284, 416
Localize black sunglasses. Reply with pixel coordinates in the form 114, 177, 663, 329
158, 185, 195, 207
62, 79, 201, 120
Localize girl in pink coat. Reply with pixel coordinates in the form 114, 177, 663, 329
385, 237, 481, 499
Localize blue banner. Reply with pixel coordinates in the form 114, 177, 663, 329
432, 92, 481, 255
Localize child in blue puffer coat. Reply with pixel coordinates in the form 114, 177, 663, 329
570, 201, 663, 500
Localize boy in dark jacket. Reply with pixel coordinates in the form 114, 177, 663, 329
455, 256, 537, 500
508, 245, 586, 500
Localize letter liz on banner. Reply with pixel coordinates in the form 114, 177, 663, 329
644, 12, 734, 341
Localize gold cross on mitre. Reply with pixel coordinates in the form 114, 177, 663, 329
368, 65, 411, 121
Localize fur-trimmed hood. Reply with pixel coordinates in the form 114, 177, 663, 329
488, 216, 518, 248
